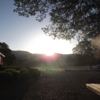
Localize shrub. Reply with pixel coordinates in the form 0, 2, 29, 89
4, 68, 17, 72
19, 68, 28, 72
0, 71, 4, 79
4, 69, 19, 79
19, 68, 30, 79
28, 68, 40, 78
0, 67, 40, 81
0, 71, 13, 81
15, 67, 22, 70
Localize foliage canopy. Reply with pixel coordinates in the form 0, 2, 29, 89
14, 0, 100, 41
14, 0, 100, 55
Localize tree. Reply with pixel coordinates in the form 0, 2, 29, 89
72, 39, 97, 55
72, 39, 100, 65
14, 0, 100, 59
0, 42, 16, 66
14, 0, 100, 41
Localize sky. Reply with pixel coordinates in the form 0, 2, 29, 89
0, 0, 78, 55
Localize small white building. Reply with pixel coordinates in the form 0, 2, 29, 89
0, 52, 5, 65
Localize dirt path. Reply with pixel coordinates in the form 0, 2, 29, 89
23, 71, 100, 100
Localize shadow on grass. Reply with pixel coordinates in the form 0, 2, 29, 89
0, 77, 39, 100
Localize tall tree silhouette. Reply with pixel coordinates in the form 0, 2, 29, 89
14, 0, 100, 54
14, 0, 100, 40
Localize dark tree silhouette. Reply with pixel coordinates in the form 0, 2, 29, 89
72, 39, 100, 66
14, 0, 100, 56
72, 40, 97, 55
14, 0, 100, 41
0, 42, 16, 66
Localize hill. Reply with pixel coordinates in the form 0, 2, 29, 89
12, 51, 97, 68
12, 51, 41, 67
12, 51, 34, 59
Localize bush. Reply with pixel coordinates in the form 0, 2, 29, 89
0, 71, 13, 81
4, 68, 17, 72
28, 68, 40, 78
15, 67, 22, 70
19, 68, 28, 72
0, 71, 4, 79
0, 65, 4, 71
4, 69, 19, 79
19, 68, 30, 79
0, 67, 40, 82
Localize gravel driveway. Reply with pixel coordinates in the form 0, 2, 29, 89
23, 71, 100, 100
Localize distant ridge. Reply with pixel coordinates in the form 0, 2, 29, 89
12, 50, 41, 67
12, 50, 96, 68
12, 50, 34, 59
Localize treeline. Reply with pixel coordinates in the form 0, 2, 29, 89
13, 52, 99, 67
12, 51, 42, 67
0, 42, 99, 67
57, 54, 97, 67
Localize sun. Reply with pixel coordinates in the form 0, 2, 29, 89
40, 44, 55, 56
43, 52, 55, 56
27, 34, 74, 55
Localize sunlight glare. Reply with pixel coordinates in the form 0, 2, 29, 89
27, 34, 74, 54
44, 52, 55, 56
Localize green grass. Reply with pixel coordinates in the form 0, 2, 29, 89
34, 64, 65, 71
34, 63, 91, 71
